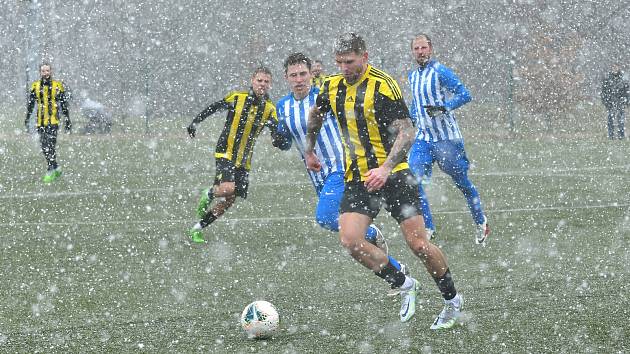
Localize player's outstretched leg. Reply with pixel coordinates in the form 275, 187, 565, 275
340, 213, 420, 322
188, 184, 235, 244
400, 215, 463, 328
436, 139, 489, 245
408, 139, 436, 238
450, 172, 489, 245
196, 187, 214, 218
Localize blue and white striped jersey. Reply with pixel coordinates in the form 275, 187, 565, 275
276, 86, 344, 191
408, 59, 472, 142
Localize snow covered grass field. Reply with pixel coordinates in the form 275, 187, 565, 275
1, 125, 629, 352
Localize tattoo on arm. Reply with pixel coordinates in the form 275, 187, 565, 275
383, 118, 414, 170
305, 106, 324, 153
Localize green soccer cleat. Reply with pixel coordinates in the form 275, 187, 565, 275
188, 228, 205, 244
196, 188, 212, 218
399, 278, 419, 322
43, 169, 62, 183
430, 293, 463, 330
42, 172, 54, 183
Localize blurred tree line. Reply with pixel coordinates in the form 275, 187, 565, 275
1, 0, 628, 133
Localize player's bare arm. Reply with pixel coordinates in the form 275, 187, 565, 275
304, 105, 324, 171
365, 118, 415, 191
384, 118, 415, 170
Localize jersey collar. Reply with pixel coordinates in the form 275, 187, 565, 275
417, 58, 436, 71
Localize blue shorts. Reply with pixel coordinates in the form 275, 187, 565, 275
408, 139, 470, 178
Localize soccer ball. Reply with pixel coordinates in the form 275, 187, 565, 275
240, 300, 280, 339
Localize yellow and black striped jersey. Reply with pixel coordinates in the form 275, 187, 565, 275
316, 65, 411, 182
192, 89, 282, 170
26, 79, 70, 127
311, 75, 326, 89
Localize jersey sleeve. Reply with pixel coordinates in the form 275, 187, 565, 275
274, 103, 293, 150
57, 82, 70, 118
265, 101, 291, 150
436, 65, 472, 111
315, 80, 332, 114
191, 94, 231, 125
26, 83, 37, 119
377, 77, 411, 122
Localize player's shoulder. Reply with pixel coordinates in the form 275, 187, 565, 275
52, 80, 66, 90
264, 97, 276, 110
368, 66, 401, 89
276, 92, 293, 108
368, 66, 397, 81
367, 66, 403, 99
225, 90, 249, 101
323, 74, 343, 86
431, 60, 458, 77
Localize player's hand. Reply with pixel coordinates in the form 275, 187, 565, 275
305, 151, 321, 172
187, 124, 196, 138
364, 166, 391, 192
423, 105, 447, 118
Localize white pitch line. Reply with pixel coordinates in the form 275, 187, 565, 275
2, 165, 629, 201
1, 202, 627, 227
0, 181, 312, 200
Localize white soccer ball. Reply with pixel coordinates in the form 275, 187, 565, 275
240, 300, 280, 339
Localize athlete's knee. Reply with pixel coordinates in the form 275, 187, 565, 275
214, 182, 235, 197
339, 231, 365, 251
408, 236, 433, 258
216, 194, 236, 208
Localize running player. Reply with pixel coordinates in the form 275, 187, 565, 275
305, 33, 463, 328
186, 66, 290, 243
407, 33, 490, 245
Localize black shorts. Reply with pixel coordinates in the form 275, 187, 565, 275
214, 158, 250, 199
340, 169, 422, 223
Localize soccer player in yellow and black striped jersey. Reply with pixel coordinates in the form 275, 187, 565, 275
25, 63, 72, 183
186, 66, 289, 243
304, 33, 462, 328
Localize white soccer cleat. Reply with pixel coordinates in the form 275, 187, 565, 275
371, 225, 389, 255
399, 278, 419, 322
430, 293, 463, 330
475, 216, 490, 245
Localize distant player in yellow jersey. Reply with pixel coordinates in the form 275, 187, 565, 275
25, 63, 72, 183
305, 33, 463, 329
186, 66, 289, 243
310, 59, 326, 88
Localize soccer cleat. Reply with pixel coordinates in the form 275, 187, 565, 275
372, 225, 389, 255
475, 216, 490, 245
187, 228, 205, 244
43, 169, 62, 183
430, 293, 463, 330
42, 171, 54, 183
196, 188, 212, 218
387, 263, 411, 297
399, 278, 419, 322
